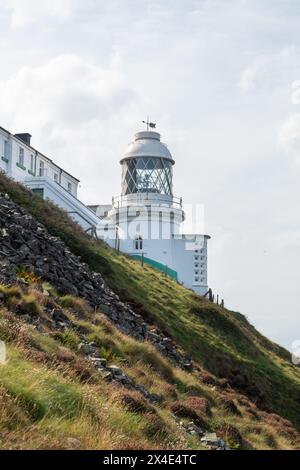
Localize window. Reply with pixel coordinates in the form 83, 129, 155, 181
4, 140, 9, 158
54, 172, 59, 182
134, 236, 143, 250
32, 188, 44, 199
30, 155, 34, 172
194, 263, 199, 268
194, 270, 199, 275
194, 276, 199, 282
19, 148, 24, 166
194, 255, 199, 260
67, 182, 72, 193
39, 160, 44, 176
121, 157, 173, 195
194, 250, 199, 253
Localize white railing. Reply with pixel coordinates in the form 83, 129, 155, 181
112, 194, 183, 209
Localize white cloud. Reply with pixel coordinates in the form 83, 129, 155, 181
0, 54, 135, 128
0, 0, 73, 28
278, 113, 300, 165
0, 0, 300, 349
0, 54, 141, 201
269, 231, 300, 252
238, 47, 298, 93
238, 64, 260, 92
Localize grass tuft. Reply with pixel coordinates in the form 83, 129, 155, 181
59, 295, 90, 318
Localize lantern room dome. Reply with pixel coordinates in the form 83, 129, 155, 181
120, 130, 174, 164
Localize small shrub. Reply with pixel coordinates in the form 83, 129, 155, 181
15, 267, 42, 285
262, 430, 278, 449
246, 407, 260, 420
60, 295, 89, 317
0, 317, 19, 342
218, 378, 229, 389
217, 424, 243, 449
157, 383, 178, 400
117, 441, 151, 450
0, 386, 31, 429
259, 411, 298, 439
117, 391, 156, 415
200, 371, 216, 385
219, 397, 241, 416
86, 332, 122, 359
170, 397, 209, 426
142, 413, 170, 440
54, 329, 79, 352
16, 295, 43, 317
122, 341, 174, 382
94, 314, 116, 335
0, 285, 22, 302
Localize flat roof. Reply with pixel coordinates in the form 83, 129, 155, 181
0, 125, 80, 183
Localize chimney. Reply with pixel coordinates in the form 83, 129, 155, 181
15, 133, 32, 146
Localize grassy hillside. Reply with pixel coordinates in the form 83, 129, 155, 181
0, 172, 300, 449
0, 282, 299, 450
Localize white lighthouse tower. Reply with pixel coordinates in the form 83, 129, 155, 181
96, 123, 210, 296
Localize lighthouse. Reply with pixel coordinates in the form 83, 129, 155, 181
96, 123, 210, 296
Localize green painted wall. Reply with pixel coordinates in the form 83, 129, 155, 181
131, 254, 178, 281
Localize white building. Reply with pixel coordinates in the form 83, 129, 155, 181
1, 123, 210, 296
0, 126, 99, 232
96, 128, 210, 295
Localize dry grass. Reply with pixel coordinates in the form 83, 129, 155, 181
59, 295, 90, 318
170, 397, 210, 427
0, 280, 300, 449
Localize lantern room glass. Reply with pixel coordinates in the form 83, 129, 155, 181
121, 157, 173, 196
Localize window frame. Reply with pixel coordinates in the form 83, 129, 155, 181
19, 147, 24, 167
39, 160, 45, 177
134, 236, 143, 251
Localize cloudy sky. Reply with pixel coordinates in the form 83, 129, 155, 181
0, 0, 299, 351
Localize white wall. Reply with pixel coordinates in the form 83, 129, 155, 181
0, 129, 9, 173
0, 127, 79, 198
173, 235, 209, 295
100, 203, 209, 295
25, 176, 99, 231
0, 125, 94, 232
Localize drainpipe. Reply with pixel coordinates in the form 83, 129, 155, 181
34, 151, 38, 175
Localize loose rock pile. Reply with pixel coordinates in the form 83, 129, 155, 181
0, 193, 190, 369
172, 414, 228, 450
78, 338, 162, 403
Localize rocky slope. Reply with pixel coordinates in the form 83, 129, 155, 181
0, 192, 189, 368
0, 172, 300, 450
